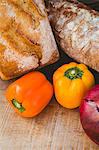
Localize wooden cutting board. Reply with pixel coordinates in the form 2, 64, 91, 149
0, 52, 99, 150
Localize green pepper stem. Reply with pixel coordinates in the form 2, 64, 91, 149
12, 99, 25, 113
64, 67, 84, 80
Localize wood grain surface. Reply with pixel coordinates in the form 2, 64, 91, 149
0, 52, 99, 150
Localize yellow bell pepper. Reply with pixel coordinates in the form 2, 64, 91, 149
53, 62, 95, 109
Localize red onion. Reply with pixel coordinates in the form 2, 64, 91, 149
80, 85, 99, 145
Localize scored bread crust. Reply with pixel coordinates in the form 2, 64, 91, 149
47, 0, 99, 72
0, 0, 59, 80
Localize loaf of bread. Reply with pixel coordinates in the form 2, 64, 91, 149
46, 0, 99, 72
0, 0, 59, 80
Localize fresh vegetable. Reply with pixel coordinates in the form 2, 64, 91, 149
53, 62, 95, 109
5, 71, 53, 117
80, 85, 99, 145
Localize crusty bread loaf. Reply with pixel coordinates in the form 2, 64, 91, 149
0, 0, 59, 80
46, 0, 99, 72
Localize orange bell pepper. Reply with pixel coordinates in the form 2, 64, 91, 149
6, 71, 53, 117
53, 62, 95, 109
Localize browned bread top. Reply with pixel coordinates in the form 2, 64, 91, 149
47, 0, 99, 72
0, 0, 59, 80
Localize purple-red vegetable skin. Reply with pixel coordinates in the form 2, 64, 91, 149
80, 85, 99, 145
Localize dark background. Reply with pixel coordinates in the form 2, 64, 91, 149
78, 0, 99, 11
40, 0, 99, 84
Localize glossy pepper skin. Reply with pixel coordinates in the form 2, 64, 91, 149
53, 62, 95, 109
6, 71, 53, 117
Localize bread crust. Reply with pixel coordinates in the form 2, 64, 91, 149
47, 0, 99, 72
0, 0, 59, 80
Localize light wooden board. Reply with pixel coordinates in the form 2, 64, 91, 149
0, 80, 99, 150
